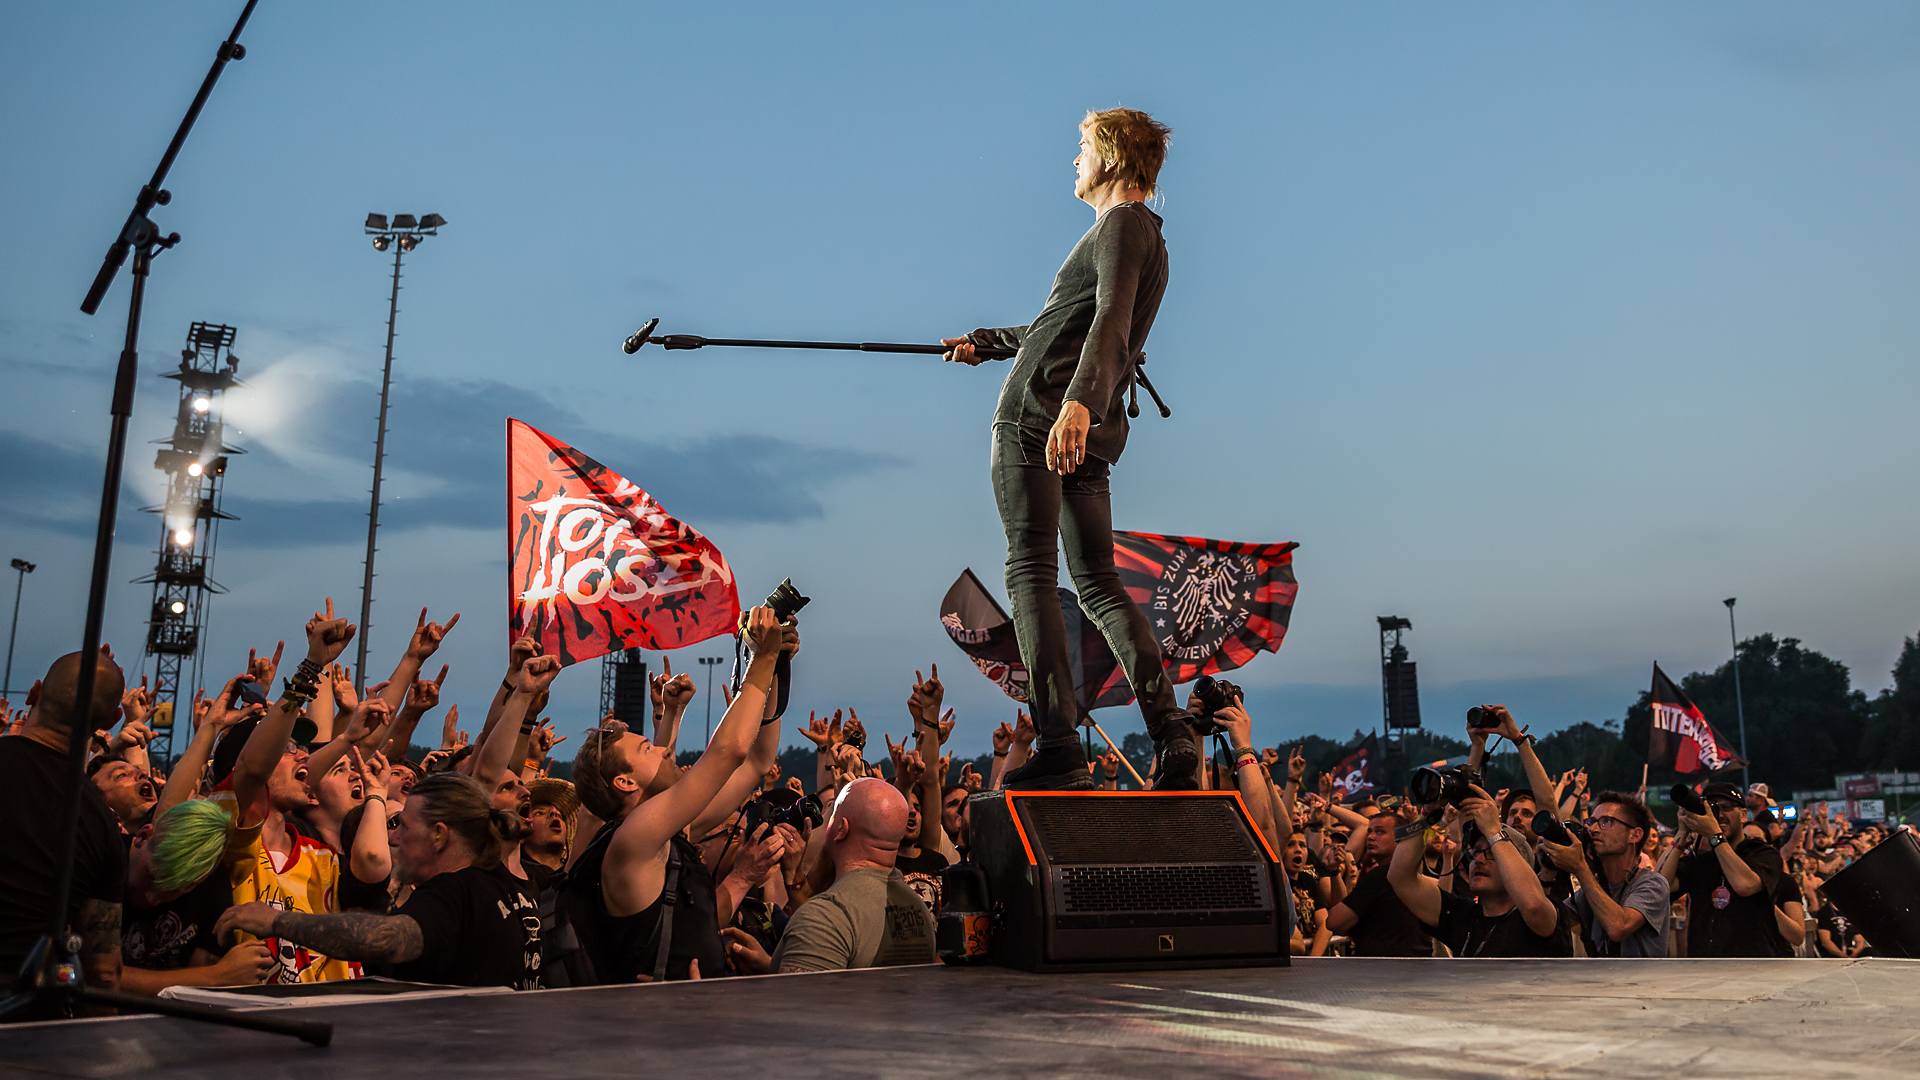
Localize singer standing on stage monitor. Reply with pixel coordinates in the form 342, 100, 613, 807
944, 107, 1199, 791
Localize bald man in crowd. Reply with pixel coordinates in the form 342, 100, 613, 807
755, 778, 935, 974
0, 651, 129, 1016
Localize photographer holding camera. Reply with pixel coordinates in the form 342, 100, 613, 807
725, 777, 936, 974
1538, 792, 1669, 957
1390, 782, 1573, 957
1657, 782, 1783, 958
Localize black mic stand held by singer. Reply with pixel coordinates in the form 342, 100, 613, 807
0, 0, 328, 1046
622, 317, 1175, 419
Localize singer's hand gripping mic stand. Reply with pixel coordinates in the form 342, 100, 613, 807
0, 0, 329, 1045
623, 318, 1174, 419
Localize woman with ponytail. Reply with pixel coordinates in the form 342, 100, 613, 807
215, 773, 545, 989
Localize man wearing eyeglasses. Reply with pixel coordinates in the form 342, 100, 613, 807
1539, 792, 1669, 957
1388, 783, 1573, 957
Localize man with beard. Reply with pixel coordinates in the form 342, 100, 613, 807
471, 653, 559, 889
217, 772, 541, 989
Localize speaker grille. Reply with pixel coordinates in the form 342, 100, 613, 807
1058, 864, 1264, 913
1020, 797, 1259, 864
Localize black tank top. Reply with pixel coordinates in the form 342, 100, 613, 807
574, 824, 723, 982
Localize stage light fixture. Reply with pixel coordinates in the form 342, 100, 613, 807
392, 214, 418, 229
192, 396, 212, 413
399, 234, 420, 252
366, 213, 389, 230
169, 599, 187, 615
186, 461, 204, 477
372, 235, 391, 252
418, 213, 446, 229
172, 527, 195, 547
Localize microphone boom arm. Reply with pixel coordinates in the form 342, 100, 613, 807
622, 319, 1169, 416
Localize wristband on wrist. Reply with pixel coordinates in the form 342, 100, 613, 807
501, 677, 516, 693
993, 749, 1008, 758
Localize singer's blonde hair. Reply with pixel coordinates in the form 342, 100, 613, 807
1081, 107, 1173, 198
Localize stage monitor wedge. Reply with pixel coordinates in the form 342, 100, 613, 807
966, 790, 1292, 973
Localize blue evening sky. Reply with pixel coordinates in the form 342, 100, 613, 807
3, 2, 1917, 760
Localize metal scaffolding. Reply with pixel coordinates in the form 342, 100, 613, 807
137, 322, 243, 763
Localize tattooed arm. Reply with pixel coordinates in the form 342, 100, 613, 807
213, 902, 423, 964
78, 898, 123, 994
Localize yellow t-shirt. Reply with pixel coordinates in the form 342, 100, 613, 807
209, 788, 363, 984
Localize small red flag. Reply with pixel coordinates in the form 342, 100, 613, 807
506, 419, 739, 665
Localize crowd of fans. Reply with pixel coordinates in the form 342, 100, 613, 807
0, 597, 1889, 1019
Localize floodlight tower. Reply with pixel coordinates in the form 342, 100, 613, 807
138, 322, 244, 762
355, 212, 445, 692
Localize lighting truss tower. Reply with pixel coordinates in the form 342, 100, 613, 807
138, 322, 243, 762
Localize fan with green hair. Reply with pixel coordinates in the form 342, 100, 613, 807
149, 800, 233, 895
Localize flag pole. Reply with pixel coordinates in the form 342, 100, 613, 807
1089, 720, 1148, 788
1724, 599, 1750, 791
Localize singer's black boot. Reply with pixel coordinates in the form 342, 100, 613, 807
1152, 715, 1202, 791
1003, 741, 1096, 791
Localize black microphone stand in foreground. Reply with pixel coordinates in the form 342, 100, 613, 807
623, 317, 1174, 419
0, 0, 328, 1045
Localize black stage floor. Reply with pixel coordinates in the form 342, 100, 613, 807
5, 958, 1916, 1079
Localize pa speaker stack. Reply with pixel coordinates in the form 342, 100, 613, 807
965, 790, 1292, 972
1824, 825, 1920, 958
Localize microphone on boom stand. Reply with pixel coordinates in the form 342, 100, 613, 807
619, 317, 1173, 417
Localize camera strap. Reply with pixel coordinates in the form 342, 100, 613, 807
647, 842, 682, 984
729, 631, 792, 723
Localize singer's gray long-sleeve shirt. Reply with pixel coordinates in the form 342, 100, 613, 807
975, 201, 1168, 465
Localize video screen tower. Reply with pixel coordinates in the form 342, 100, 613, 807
139, 322, 243, 763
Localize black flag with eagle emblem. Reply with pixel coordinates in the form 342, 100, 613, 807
1114, 532, 1299, 683
941, 535, 1298, 709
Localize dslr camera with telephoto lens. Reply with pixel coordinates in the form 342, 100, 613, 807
1669, 783, 1708, 815
743, 790, 824, 835
1408, 761, 1485, 809
1466, 705, 1501, 731
763, 577, 810, 622
1532, 810, 1598, 872
1187, 675, 1243, 737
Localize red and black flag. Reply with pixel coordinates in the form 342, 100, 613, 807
1330, 733, 1386, 804
1114, 532, 1299, 683
1646, 662, 1744, 775
938, 570, 1132, 712
507, 419, 739, 666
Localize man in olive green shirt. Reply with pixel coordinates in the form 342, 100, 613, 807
766, 779, 934, 973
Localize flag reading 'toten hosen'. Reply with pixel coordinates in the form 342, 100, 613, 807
1330, 733, 1386, 804
1646, 662, 1744, 775
1114, 533, 1299, 683
507, 419, 739, 666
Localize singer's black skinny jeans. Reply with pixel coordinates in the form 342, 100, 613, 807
990, 424, 1183, 750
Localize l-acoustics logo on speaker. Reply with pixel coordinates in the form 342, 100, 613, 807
1157, 935, 1175, 952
